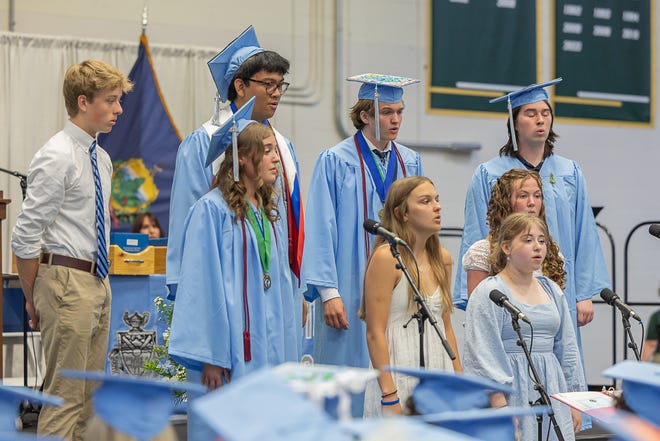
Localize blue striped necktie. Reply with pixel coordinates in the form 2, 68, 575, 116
90, 140, 109, 279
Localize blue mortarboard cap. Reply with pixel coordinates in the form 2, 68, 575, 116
347, 73, 420, 104
602, 360, 660, 427
59, 370, 207, 441
388, 366, 512, 414
489, 78, 562, 108
423, 406, 550, 440
341, 418, 480, 441
205, 96, 257, 181
347, 73, 420, 141
0, 383, 63, 434
489, 78, 562, 152
189, 368, 349, 441
208, 25, 264, 101
0, 431, 63, 441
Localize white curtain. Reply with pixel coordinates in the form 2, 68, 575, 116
0, 31, 218, 273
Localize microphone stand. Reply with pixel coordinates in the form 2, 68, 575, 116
0, 166, 29, 388
389, 241, 456, 364
620, 312, 641, 361
512, 317, 564, 441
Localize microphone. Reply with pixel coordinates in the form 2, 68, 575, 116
363, 219, 406, 246
489, 290, 531, 324
600, 288, 642, 323
649, 224, 660, 239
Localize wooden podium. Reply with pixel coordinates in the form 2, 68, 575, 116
0, 191, 11, 378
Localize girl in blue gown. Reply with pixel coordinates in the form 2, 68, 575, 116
169, 116, 298, 390
463, 213, 586, 441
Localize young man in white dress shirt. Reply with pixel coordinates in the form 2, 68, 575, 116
12, 59, 132, 440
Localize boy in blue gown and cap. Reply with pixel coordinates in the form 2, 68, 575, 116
302, 73, 423, 415
454, 78, 610, 355
168, 98, 299, 393
166, 26, 305, 318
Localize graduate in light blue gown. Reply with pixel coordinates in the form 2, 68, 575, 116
463, 214, 586, 441
454, 78, 610, 349
168, 99, 298, 391
302, 74, 423, 377
166, 26, 304, 310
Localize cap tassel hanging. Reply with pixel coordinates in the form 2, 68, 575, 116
507, 97, 518, 152
374, 84, 381, 141
231, 119, 240, 182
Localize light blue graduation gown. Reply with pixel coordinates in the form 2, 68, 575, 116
453, 155, 610, 336
166, 112, 304, 346
166, 119, 220, 297
463, 275, 586, 441
302, 134, 423, 369
168, 190, 299, 381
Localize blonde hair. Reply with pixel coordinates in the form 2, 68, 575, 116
488, 171, 565, 289
359, 176, 452, 320
63, 59, 133, 117
216, 122, 279, 223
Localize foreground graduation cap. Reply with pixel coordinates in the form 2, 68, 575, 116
602, 360, 660, 427
208, 25, 264, 102
0, 383, 64, 441
588, 409, 660, 441
188, 368, 351, 441
388, 366, 512, 414
347, 73, 420, 141
422, 406, 550, 440
205, 96, 257, 181
59, 370, 207, 441
342, 417, 480, 441
489, 77, 562, 152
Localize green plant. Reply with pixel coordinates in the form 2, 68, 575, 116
143, 296, 187, 402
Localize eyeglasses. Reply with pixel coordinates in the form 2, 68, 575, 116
247, 78, 290, 95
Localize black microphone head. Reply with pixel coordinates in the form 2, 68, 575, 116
489, 289, 507, 306
600, 288, 617, 304
363, 218, 379, 234
649, 224, 660, 238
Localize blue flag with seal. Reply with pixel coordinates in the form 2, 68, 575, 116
99, 33, 182, 234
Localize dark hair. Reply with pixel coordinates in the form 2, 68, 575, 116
227, 51, 290, 102
499, 101, 558, 157
131, 212, 164, 237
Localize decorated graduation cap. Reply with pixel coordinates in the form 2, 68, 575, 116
489, 77, 562, 152
347, 73, 420, 141
422, 406, 550, 440
208, 25, 264, 102
188, 368, 350, 441
388, 366, 512, 414
342, 417, 479, 441
0, 383, 63, 440
205, 96, 257, 181
59, 370, 207, 441
602, 360, 660, 427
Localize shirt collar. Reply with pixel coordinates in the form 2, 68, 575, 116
516, 153, 544, 172
360, 130, 391, 154
64, 120, 96, 151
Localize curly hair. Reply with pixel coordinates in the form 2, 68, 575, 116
490, 213, 565, 290
488, 170, 565, 289
499, 101, 558, 157
215, 122, 279, 223
359, 176, 452, 320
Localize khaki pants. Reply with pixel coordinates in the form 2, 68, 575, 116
33, 263, 111, 441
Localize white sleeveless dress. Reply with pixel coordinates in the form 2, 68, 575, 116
363, 276, 455, 417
